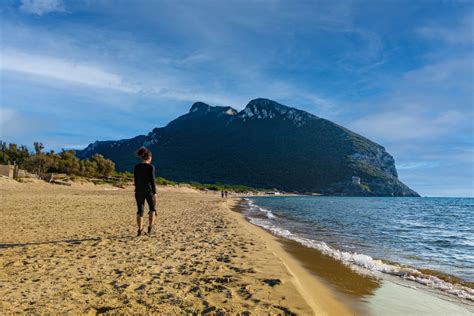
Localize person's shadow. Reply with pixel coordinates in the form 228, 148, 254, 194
0, 234, 135, 249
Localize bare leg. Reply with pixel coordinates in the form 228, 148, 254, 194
137, 215, 144, 231
148, 212, 155, 228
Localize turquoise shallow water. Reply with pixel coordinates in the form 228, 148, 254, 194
243, 196, 474, 299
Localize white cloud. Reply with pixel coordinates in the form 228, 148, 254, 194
0, 107, 48, 141
416, 11, 474, 45
348, 109, 466, 141
0, 50, 138, 93
417, 26, 473, 44
0, 107, 15, 126
403, 57, 474, 86
0, 107, 16, 140
0, 14, 340, 115
19, 0, 65, 16
0, 41, 336, 113
154, 90, 247, 108
397, 161, 443, 170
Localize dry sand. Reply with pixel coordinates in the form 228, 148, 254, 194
0, 180, 351, 315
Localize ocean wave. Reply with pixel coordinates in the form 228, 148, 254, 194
244, 198, 277, 219
245, 215, 474, 302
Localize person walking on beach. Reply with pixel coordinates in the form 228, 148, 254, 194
134, 147, 157, 236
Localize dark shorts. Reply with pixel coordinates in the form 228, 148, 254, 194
135, 191, 156, 216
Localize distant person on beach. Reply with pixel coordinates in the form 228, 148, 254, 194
221, 190, 225, 199
134, 147, 157, 236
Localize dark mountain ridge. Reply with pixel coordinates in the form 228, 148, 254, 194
78, 98, 419, 196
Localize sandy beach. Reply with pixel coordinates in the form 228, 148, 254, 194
0, 179, 351, 315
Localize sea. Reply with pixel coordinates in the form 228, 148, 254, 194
241, 196, 474, 301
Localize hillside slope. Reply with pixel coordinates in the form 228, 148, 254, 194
78, 98, 419, 196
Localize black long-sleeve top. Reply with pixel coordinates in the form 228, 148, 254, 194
134, 163, 157, 194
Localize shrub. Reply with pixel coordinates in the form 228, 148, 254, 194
0, 142, 117, 179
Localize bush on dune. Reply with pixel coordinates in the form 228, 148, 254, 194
0, 141, 115, 178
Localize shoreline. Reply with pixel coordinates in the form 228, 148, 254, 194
1, 180, 472, 314
235, 197, 474, 315
226, 198, 355, 315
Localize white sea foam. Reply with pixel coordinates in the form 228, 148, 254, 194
245, 198, 277, 219
245, 212, 474, 302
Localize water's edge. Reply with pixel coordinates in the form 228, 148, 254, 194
241, 197, 474, 302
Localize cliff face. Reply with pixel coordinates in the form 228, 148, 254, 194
78, 98, 419, 196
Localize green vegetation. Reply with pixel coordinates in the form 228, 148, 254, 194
156, 177, 178, 186
0, 141, 115, 178
360, 183, 371, 192
187, 182, 263, 193
113, 170, 133, 178
1, 141, 263, 192
0, 142, 30, 166
156, 177, 263, 193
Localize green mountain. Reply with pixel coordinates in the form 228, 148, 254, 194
77, 98, 419, 196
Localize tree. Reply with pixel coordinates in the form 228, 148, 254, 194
0, 142, 30, 165
90, 154, 115, 177
0, 141, 117, 178
80, 160, 98, 177
57, 150, 81, 175
0, 141, 10, 164
23, 154, 55, 174
34, 142, 44, 155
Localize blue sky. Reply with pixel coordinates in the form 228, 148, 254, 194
0, 0, 473, 197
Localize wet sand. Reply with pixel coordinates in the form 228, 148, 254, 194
228, 202, 353, 315
0, 180, 350, 314
277, 233, 474, 315
233, 200, 474, 316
